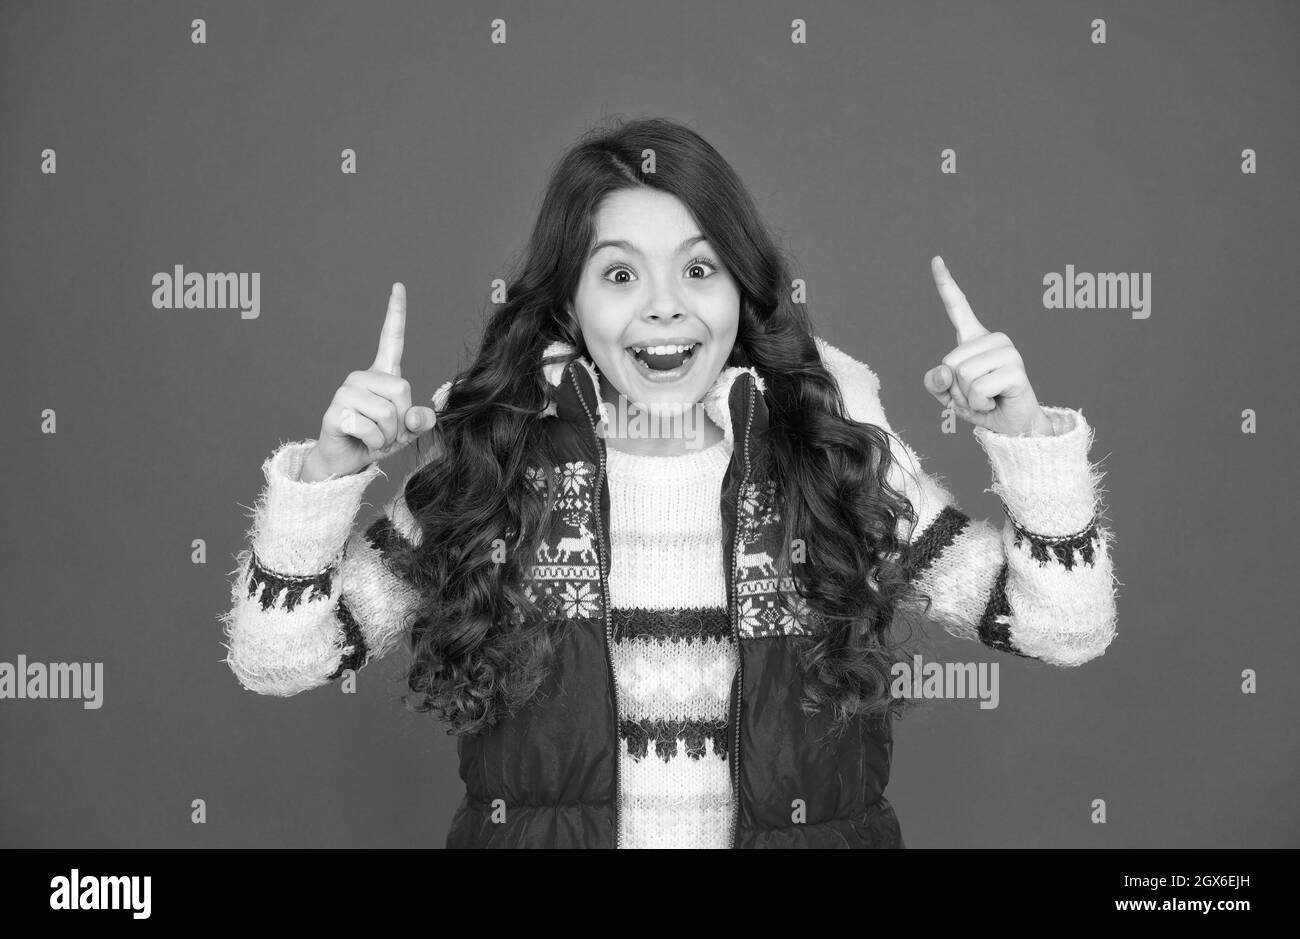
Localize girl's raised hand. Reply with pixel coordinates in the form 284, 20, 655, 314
304, 283, 439, 480
922, 256, 1052, 436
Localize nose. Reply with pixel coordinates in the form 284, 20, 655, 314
643, 291, 686, 323
642, 269, 687, 323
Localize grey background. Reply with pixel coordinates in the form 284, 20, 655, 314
2, 0, 1296, 848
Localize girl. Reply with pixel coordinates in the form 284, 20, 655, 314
220, 117, 1117, 849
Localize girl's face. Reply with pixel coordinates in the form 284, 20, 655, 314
569, 187, 740, 412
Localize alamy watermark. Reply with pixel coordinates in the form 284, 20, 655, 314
49, 869, 150, 919
597, 395, 709, 450
0, 654, 103, 709
891, 654, 999, 709
152, 265, 260, 319
1043, 265, 1150, 319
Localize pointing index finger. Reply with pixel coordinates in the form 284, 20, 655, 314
931, 256, 989, 345
373, 282, 406, 377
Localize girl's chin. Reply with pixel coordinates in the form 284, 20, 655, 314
610, 384, 705, 408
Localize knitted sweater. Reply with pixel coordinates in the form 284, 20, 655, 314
221, 339, 1117, 847
604, 437, 737, 849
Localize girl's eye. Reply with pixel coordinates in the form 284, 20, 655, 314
601, 257, 719, 284
602, 264, 634, 284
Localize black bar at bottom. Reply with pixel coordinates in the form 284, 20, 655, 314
0, 847, 1288, 925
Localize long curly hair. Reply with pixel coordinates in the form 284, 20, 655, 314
386, 116, 935, 738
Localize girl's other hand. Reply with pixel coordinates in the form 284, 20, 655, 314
302, 283, 438, 481
922, 257, 1052, 437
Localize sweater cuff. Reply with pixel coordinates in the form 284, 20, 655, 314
252, 439, 386, 574
971, 406, 1099, 537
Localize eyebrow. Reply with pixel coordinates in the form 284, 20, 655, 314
588, 233, 710, 260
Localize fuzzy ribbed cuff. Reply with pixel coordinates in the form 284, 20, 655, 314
971, 406, 1101, 537
252, 439, 386, 574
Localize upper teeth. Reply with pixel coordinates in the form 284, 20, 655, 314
632, 343, 695, 355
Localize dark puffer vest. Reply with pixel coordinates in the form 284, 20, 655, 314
445, 350, 904, 848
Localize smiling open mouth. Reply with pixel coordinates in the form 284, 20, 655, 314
626, 342, 701, 372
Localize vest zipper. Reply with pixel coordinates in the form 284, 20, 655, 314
730, 380, 757, 849
571, 370, 621, 849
